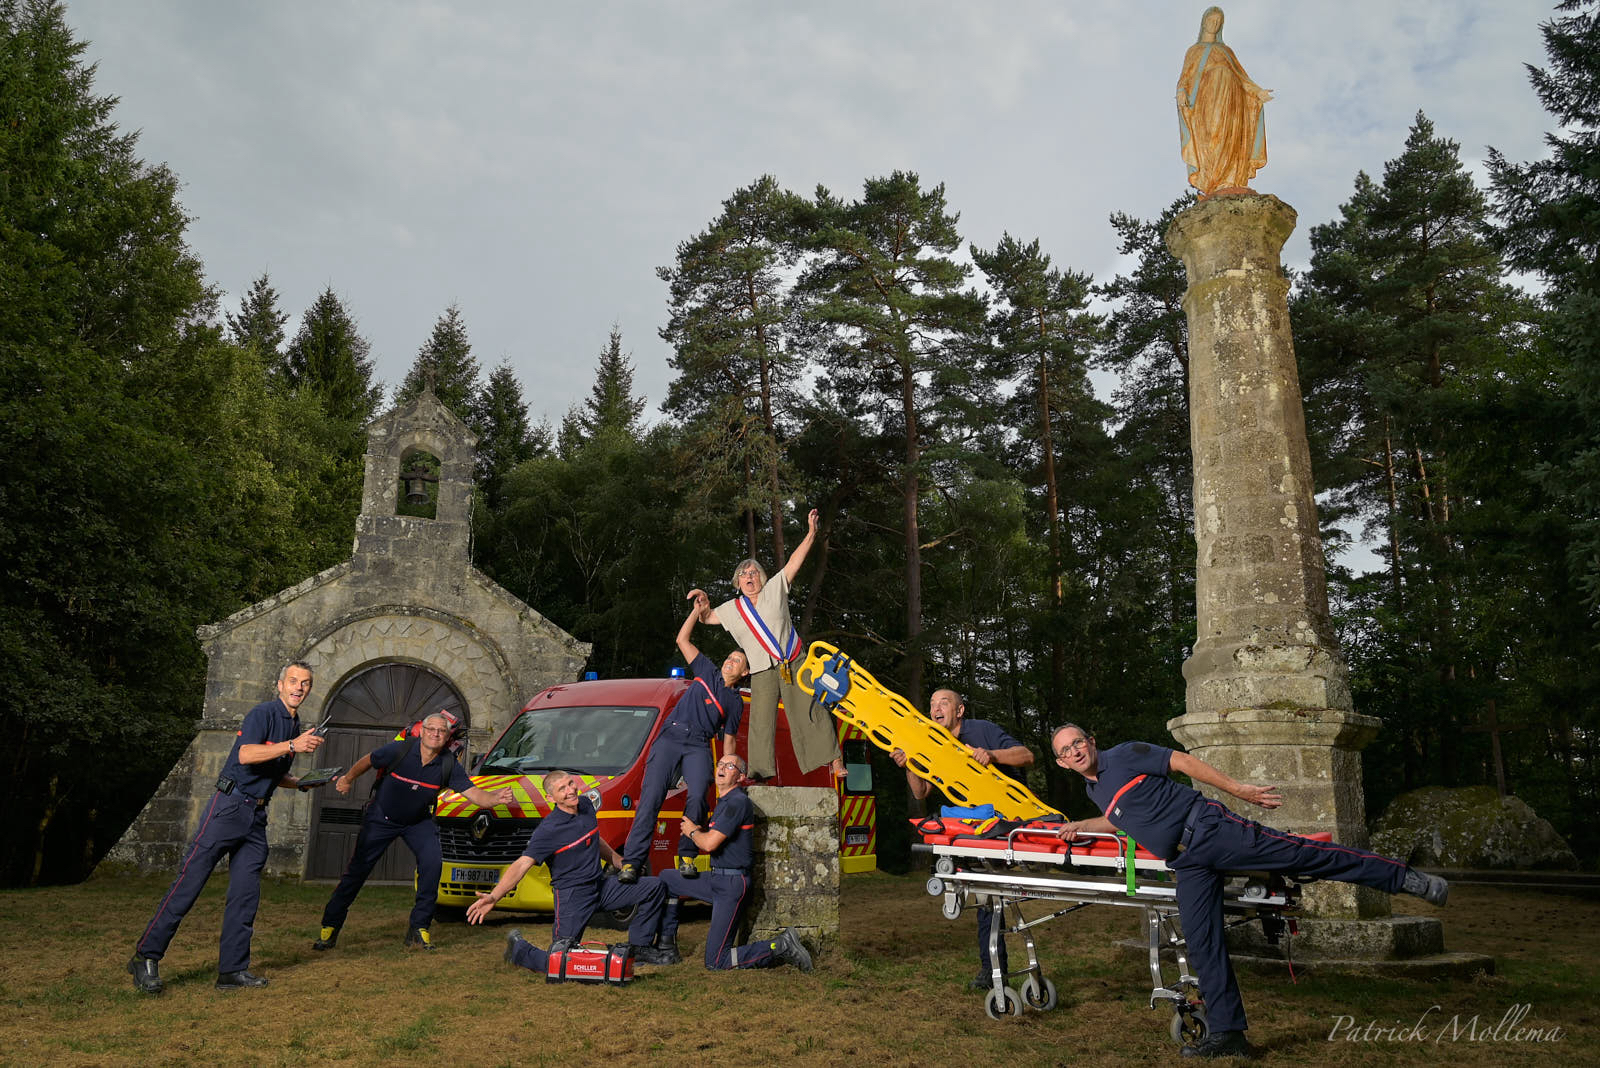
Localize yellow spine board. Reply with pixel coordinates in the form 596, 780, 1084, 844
798, 641, 1056, 821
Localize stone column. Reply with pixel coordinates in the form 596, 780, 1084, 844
1164, 194, 1386, 921
745, 786, 840, 954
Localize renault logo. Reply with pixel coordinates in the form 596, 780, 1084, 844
471, 812, 492, 842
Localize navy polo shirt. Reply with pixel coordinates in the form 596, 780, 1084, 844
707, 787, 754, 870
218, 697, 298, 801
522, 796, 601, 890
369, 739, 474, 825
1083, 742, 1202, 859
669, 653, 744, 743
930, 717, 1025, 810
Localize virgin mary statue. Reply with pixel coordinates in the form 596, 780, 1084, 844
1177, 7, 1272, 196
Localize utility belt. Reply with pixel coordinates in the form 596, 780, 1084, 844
215, 776, 268, 807
1174, 797, 1211, 853
710, 866, 749, 877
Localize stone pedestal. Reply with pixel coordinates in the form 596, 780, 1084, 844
746, 786, 840, 954
1165, 194, 1394, 925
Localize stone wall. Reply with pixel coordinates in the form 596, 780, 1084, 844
101, 391, 590, 878
744, 786, 840, 954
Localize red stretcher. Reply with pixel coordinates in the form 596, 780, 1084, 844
916, 817, 1318, 1046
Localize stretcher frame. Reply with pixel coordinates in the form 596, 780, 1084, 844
917, 823, 1303, 1045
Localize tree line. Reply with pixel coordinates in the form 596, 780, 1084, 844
4, 0, 1598, 884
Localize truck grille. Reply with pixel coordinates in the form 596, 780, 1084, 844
437, 815, 537, 863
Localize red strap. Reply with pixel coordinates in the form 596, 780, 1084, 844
389, 772, 441, 792
695, 677, 726, 719
1108, 774, 1147, 811
553, 828, 598, 854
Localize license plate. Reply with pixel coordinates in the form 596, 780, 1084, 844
845, 830, 869, 846
451, 867, 499, 884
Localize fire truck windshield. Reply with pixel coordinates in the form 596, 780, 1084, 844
478, 705, 658, 777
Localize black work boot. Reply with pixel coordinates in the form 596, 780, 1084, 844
1179, 1029, 1253, 1059
617, 862, 640, 885
312, 925, 339, 950
127, 955, 163, 995
215, 970, 269, 990
404, 926, 435, 950
772, 927, 814, 973
1402, 868, 1449, 906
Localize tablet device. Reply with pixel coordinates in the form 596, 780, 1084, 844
296, 766, 345, 789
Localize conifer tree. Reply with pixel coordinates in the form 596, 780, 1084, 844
797, 171, 988, 703
225, 272, 289, 363
579, 326, 646, 439
659, 175, 808, 560
283, 287, 382, 424
470, 361, 543, 506
397, 304, 481, 423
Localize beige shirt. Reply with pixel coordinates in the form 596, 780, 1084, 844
714, 571, 797, 674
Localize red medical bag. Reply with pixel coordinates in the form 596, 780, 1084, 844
545, 942, 634, 985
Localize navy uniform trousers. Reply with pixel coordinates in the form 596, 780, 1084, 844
135, 792, 269, 974
657, 867, 777, 968
622, 731, 712, 867
552, 874, 665, 948
977, 905, 1009, 979
1171, 800, 1409, 1033
320, 801, 442, 932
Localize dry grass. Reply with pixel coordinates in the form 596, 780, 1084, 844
0, 870, 1593, 1066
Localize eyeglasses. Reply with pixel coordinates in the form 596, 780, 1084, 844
736, 567, 761, 578
1055, 738, 1090, 758
421, 726, 450, 735
716, 761, 741, 771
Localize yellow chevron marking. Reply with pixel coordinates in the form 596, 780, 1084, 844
799, 640, 1054, 821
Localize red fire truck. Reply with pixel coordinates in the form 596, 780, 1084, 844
433, 675, 876, 912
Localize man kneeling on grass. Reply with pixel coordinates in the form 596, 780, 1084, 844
467, 769, 679, 968
655, 753, 812, 972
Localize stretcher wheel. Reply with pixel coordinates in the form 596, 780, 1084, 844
935, 856, 955, 875
1021, 975, 1058, 1011
984, 986, 1022, 1021
1169, 1004, 1208, 1047
942, 896, 962, 920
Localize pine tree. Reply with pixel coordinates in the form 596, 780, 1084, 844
579, 326, 646, 440
225, 272, 288, 364
397, 304, 481, 423
1296, 112, 1541, 793
971, 233, 1107, 738
797, 171, 989, 703
1486, 0, 1600, 856
470, 361, 543, 507
659, 175, 808, 561
283, 287, 382, 424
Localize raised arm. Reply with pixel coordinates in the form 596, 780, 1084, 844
334, 754, 375, 796
1169, 750, 1282, 809
676, 602, 702, 664
779, 509, 821, 586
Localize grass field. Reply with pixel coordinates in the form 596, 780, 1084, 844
0, 870, 1591, 1066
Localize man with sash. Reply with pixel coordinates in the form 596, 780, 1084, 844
616, 602, 746, 885
687, 507, 844, 782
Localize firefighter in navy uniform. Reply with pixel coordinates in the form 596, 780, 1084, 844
891, 688, 1034, 990
467, 769, 678, 966
128, 661, 325, 993
1050, 724, 1450, 1060
312, 712, 513, 951
653, 753, 813, 971
617, 601, 746, 885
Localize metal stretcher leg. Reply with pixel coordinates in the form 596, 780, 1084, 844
1146, 906, 1208, 1048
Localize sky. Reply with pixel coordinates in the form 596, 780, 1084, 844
61, 0, 1556, 432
